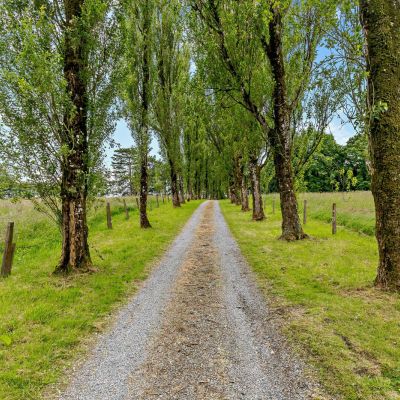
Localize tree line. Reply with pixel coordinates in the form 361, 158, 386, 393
0, 0, 399, 291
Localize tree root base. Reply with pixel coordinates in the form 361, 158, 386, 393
278, 232, 309, 241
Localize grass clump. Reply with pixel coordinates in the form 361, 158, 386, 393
221, 199, 400, 400
0, 198, 201, 400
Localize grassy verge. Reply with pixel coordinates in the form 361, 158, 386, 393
0, 198, 201, 400
264, 191, 375, 236
220, 199, 400, 400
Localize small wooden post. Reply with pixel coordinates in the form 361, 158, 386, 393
303, 199, 307, 225
272, 199, 275, 214
332, 203, 337, 235
1, 222, 16, 277
123, 199, 129, 220
162, 195, 165, 204
135, 197, 139, 208
106, 202, 112, 229
156, 194, 159, 208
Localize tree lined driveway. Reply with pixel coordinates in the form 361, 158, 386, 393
59, 201, 317, 400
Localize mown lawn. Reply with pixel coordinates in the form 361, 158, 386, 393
0, 197, 201, 400
221, 198, 400, 400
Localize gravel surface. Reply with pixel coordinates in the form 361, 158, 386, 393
59, 200, 317, 400
213, 201, 314, 399
59, 202, 207, 400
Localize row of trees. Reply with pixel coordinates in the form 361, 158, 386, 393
0, 1, 399, 290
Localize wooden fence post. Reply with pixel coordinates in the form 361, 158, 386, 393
272, 199, 275, 214
303, 199, 307, 225
136, 197, 139, 208
1, 222, 15, 277
123, 199, 129, 220
106, 202, 112, 229
156, 194, 159, 208
332, 203, 337, 235
162, 195, 165, 204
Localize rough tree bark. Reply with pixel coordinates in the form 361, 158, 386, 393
139, 153, 151, 228
360, 0, 400, 290
179, 175, 186, 204
249, 157, 265, 221
240, 165, 250, 212
169, 158, 181, 207
56, 0, 92, 273
266, 5, 306, 240
233, 156, 242, 206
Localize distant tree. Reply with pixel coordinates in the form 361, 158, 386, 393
343, 133, 370, 190
302, 133, 370, 193
111, 148, 137, 196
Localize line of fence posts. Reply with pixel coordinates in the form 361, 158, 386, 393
266, 195, 338, 235
2, 195, 174, 277
1, 222, 16, 277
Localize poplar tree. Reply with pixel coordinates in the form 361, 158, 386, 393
0, 1, 119, 272
153, 0, 189, 208
121, 0, 155, 228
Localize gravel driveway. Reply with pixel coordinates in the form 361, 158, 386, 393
59, 201, 316, 400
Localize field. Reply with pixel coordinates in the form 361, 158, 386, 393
0, 197, 202, 400
221, 191, 400, 400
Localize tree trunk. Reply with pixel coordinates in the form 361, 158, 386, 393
240, 167, 250, 212
169, 158, 181, 207
137, 2, 152, 229
56, 0, 91, 273
139, 154, 151, 228
179, 175, 186, 204
249, 158, 265, 221
229, 174, 236, 203
360, 0, 400, 290
233, 156, 242, 206
266, 5, 306, 240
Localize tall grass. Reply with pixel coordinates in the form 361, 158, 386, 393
264, 191, 376, 236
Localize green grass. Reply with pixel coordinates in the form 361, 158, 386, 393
221, 198, 400, 400
264, 191, 376, 236
0, 197, 201, 400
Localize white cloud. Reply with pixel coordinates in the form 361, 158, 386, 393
328, 116, 356, 145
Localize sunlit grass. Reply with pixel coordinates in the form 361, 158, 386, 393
0, 197, 201, 400
221, 198, 400, 400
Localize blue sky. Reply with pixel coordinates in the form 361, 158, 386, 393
105, 120, 160, 166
